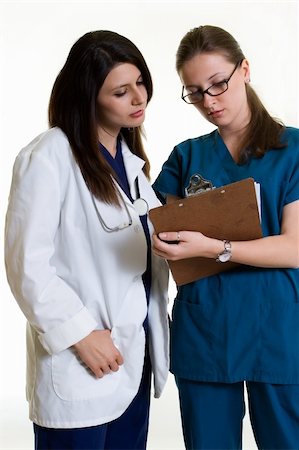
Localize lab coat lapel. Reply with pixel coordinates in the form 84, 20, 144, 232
121, 139, 145, 199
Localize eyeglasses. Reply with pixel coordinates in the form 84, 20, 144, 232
181, 61, 241, 104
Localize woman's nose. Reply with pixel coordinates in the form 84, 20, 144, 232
202, 92, 215, 109
132, 87, 146, 105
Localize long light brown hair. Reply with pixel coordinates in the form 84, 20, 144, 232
176, 25, 286, 162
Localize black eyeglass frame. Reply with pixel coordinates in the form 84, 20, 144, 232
181, 60, 242, 104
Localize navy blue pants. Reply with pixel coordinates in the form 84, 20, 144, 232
176, 378, 299, 450
34, 352, 151, 450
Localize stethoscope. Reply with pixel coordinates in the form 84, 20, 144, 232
91, 178, 149, 232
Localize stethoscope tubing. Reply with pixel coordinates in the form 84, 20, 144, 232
91, 177, 149, 232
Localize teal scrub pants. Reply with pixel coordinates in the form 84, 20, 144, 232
176, 378, 299, 450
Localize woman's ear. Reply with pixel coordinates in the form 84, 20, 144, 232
241, 58, 251, 83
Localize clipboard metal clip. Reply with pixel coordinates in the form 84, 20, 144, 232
185, 173, 215, 197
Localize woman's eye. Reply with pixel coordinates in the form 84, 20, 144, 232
189, 89, 200, 94
214, 81, 226, 87
114, 91, 126, 97
137, 79, 144, 86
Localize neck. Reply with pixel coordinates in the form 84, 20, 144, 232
98, 127, 120, 157
218, 128, 245, 162
219, 123, 247, 141
218, 110, 251, 162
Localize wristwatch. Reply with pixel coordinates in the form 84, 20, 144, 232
216, 240, 232, 263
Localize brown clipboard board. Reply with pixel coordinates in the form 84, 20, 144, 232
149, 178, 263, 285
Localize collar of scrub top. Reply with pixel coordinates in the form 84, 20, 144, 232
100, 137, 149, 216
100, 137, 133, 201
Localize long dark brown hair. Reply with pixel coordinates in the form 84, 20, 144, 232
48, 30, 153, 204
176, 25, 286, 162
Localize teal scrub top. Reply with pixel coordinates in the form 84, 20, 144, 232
153, 127, 299, 384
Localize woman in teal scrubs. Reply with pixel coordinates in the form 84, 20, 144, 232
152, 25, 299, 450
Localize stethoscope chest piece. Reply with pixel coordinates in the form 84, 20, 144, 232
133, 198, 149, 216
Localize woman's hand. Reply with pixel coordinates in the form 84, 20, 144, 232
152, 200, 299, 269
73, 329, 124, 378
152, 231, 221, 261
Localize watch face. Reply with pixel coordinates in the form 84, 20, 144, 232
218, 250, 231, 262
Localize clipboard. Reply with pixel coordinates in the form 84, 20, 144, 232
149, 178, 263, 285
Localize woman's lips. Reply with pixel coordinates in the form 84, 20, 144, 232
130, 109, 144, 118
208, 109, 224, 118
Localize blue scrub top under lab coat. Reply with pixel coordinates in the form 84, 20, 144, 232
153, 127, 299, 384
100, 139, 151, 318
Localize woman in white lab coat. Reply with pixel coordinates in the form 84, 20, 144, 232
5, 30, 169, 450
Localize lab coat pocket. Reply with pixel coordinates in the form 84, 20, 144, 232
52, 347, 121, 401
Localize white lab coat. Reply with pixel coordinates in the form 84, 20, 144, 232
5, 127, 169, 428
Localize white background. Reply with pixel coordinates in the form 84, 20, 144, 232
0, 1, 298, 449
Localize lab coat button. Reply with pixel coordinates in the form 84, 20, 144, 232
134, 225, 140, 232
